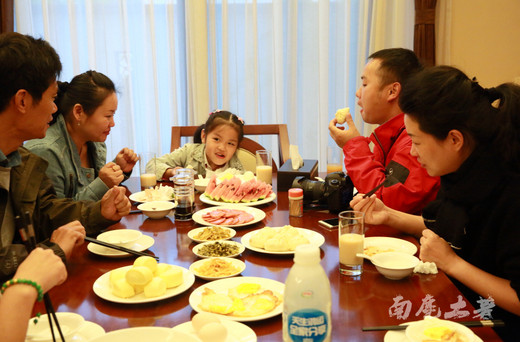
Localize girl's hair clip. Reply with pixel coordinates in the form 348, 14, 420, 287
237, 116, 244, 124
209, 109, 222, 116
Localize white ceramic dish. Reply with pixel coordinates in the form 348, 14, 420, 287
170, 319, 257, 342
188, 226, 237, 243
87, 234, 155, 258
199, 192, 276, 207
189, 276, 285, 322
384, 320, 482, 342
92, 265, 195, 304
364, 237, 417, 256
137, 201, 176, 219
194, 178, 210, 192
192, 206, 266, 228
129, 189, 174, 203
189, 257, 246, 280
89, 327, 172, 342
241, 227, 325, 255
192, 241, 245, 259
96, 229, 143, 248
26, 320, 106, 342
371, 252, 420, 280
406, 317, 478, 342
26, 312, 85, 342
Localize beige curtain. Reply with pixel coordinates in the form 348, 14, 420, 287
186, 0, 210, 124
435, 0, 452, 65
414, 0, 437, 66
0, 0, 14, 33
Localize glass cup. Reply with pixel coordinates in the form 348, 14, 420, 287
338, 210, 365, 276
327, 146, 343, 174
173, 168, 195, 221
255, 150, 272, 184
139, 152, 157, 190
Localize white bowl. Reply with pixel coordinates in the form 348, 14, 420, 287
189, 257, 246, 280
192, 241, 245, 258
138, 201, 176, 219
97, 229, 143, 248
26, 312, 85, 342
371, 251, 420, 280
194, 178, 210, 192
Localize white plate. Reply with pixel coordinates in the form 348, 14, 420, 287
90, 327, 172, 342
406, 317, 479, 342
189, 257, 246, 280
241, 227, 325, 255
26, 312, 84, 342
93, 265, 195, 304
171, 319, 257, 342
87, 235, 155, 258
26, 320, 106, 342
364, 237, 417, 256
193, 206, 266, 228
72, 321, 106, 342
188, 227, 237, 243
129, 190, 174, 203
199, 193, 276, 207
384, 322, 482, 342
189, 276, 284, 322
192, 241, 245, 258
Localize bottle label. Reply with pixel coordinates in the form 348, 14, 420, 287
287, 308, 329, 342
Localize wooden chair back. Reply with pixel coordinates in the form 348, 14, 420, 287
170, 124, 290, 171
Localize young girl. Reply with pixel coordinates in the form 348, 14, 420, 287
153, 110, 245, 179
25, 70, 138, 201
351, 66, 520, 340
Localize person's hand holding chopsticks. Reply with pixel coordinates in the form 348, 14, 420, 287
0, 248, 67, 342
350, 193, 389, 225
50, 220, 86, 259
101, 186, 131, 220
15, 248, 68, 293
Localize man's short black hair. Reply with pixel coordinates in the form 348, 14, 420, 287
368, 48, 423, 88
0, 32, 62, 112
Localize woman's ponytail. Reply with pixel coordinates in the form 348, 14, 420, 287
494, 83, 520, 170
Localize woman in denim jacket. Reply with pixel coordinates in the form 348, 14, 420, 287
25, 71, 138, 201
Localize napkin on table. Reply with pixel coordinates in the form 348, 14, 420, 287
290, 145, 304, 170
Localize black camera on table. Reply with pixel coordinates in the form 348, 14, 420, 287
291, 171, 354, 213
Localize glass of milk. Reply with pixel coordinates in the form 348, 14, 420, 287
139, 152, 157, 190
255, 150, 272, 184
338, 210, 365, 276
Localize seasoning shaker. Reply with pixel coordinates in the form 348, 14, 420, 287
288, 188, 304, 217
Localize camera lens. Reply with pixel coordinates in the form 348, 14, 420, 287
292, 176, 326, 201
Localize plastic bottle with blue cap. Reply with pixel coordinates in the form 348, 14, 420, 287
283, 244, 331, 342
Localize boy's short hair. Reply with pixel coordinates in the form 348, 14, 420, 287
368, 48, 423, 88
0, 32, 62, 112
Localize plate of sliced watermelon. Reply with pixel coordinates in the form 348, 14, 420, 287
201, 174, 275, 206
199, 192, 276, 207
192, 206, 266, 228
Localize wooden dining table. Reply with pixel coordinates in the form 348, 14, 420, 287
33, 176, 503, 341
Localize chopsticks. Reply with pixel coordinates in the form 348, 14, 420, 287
362, 319, 505, 331
16, 212, 65, 342
363, 181, 385, 198
363, 172, 390, 198
85, 236, 159, 260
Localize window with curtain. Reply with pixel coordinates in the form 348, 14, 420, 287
14, 0, 414, 171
